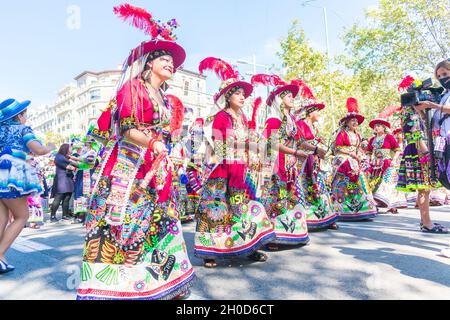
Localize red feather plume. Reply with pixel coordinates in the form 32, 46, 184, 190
113, 3, 175, 41
198, 57, 239, 81
249, 97, 262, 130
167, 94, 185, 136
398, 75, 415, 92
346, 98, 359, 113
251, 74, 286, 87
378, 105, 401, 119
291, 79, 316, 100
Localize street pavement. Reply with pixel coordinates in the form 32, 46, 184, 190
1, 206, 450, 300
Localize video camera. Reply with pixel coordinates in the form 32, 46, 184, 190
401, 78, 444, 107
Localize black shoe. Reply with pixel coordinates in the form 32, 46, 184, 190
62, 216, 71, 221
50, 217, 59, 223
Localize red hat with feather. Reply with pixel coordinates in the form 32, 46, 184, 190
251, 74, 299, 107
369, 105, 401, 130
292, 80, 325, 114
339, 98, 365, 126
199, 57, 253, 105
114, 3, 186, 70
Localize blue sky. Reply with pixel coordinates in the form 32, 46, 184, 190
0, 0, 378, 107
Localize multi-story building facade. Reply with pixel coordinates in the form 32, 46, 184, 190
28, 67, 215, 140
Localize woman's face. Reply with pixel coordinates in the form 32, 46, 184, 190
282, 93, 295, 109
228, 88, 246, 110
436, 67, 450, 80
309, 110, 320, 123
374, 123, 385, 134
346, 118, 359, 130
147, 55, 174, 81
437, 67, 450, 89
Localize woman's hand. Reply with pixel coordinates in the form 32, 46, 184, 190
295, 150, 307, 160
316, 147, 327, 159
415, 101, 440, 112
153, 141, 168, 155
46, 143, 56, 152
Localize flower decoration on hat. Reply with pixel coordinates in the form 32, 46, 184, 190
113, 3, 178, 40
113, 3, 186, 70
199, 57, 253, 105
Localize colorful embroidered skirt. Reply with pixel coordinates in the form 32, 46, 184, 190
259, 175, 310, 243
370, 161, 408, 209
397, 144, 433, 192
76, 176, 195, 300
194, 177, 276, 259
296, 158, 338, 230
331, 158, 377, 221
0, 155, 42, 199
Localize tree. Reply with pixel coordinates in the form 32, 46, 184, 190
278, 1, 449, 140
342, 0, 449, 83
44, 131, 65, 147
278, 20, 363, 139
340, 0, 449, 135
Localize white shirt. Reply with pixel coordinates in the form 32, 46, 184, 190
432, 91, 450, 138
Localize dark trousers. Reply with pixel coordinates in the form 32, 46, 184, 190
51, 192, 72, 218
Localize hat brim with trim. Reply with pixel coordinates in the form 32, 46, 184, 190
266, 84, 299, 107
214, 81, 253, 104
126, 40, 186, 69
369, 119, 391, 130
339, 113, 365, 126
303, 103, 325, 113
0, 99, 31, 122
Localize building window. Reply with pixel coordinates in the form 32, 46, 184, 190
184, 81, 189, 96
90, 89, 101, 101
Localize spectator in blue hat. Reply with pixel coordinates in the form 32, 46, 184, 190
0, 99, 55, 274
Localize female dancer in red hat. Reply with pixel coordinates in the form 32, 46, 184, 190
194, 58, 276, 268
296, 98, 340, 230
330, 98, 377, 221
250, 75, 310, 251
367, 106, 407, 213
76, 4, 194, 300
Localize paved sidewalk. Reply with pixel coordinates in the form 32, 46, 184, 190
1, 207, 450, 300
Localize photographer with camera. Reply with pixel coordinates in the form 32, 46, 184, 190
415, 59, 450, 257
401, 59, 450, 234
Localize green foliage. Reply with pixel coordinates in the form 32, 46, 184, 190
343, 0, 449, 78
44, 131, 65, 146
278, 1, 449, 140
